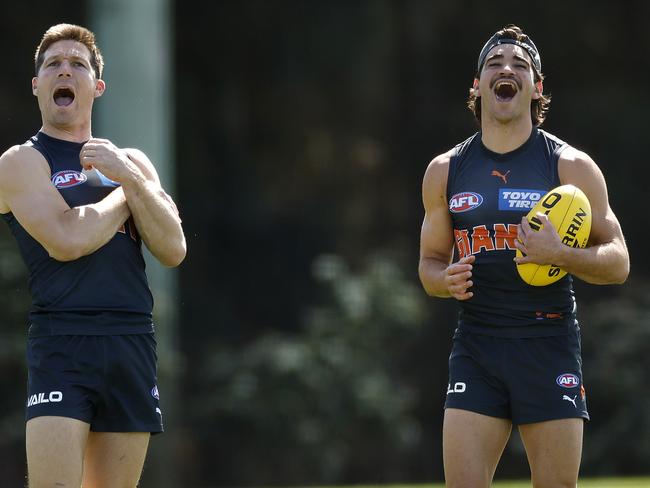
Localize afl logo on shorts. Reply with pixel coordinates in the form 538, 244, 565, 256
556, 373, 580, 388
449, 192, 483, 213
52, 170, 87, 189
151, 385, 160, 399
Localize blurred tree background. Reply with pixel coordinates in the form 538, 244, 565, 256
1, 0, 648, 486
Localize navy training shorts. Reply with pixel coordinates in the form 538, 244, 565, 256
445, 326, 589, 425
25, 333, 163, 433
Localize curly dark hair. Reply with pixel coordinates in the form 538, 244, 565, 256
467, 25, 550, 127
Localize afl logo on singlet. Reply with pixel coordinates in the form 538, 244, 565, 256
51, 170, 87, 189
556, 373, 580, 388
449, 192, 483, 213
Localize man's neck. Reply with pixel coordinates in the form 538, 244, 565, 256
480, 117, 534, 154
40, 122, 92, 143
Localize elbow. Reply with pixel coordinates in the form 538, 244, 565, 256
45, 233, 90, 262
47, 242, 85, 262
593, 258, 629, 285
608, 252, 630, 285
159, 240, 187, 268
612, 260, 630, 285
48, 250, 77, 262
161, 251, 185, 268
608, 244, 630, 285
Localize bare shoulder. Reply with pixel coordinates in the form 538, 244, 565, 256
558, 145, 612, 217
0, 144, 51, 212
0, 144, 50, 182
423, 149, 453, 191
558, 145, 603, 182
424, 149, 453, 180
0, 144, 47, 169
422, 149, 454, 209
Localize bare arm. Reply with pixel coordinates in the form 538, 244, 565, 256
0, 145, 130, 261
418, 151, 476, 300
79, 139, 186, 267
514, 147, 629, 284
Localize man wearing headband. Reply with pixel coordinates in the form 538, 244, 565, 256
418, 25, 628, 487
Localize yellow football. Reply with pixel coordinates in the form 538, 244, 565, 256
516, 184, 591, 286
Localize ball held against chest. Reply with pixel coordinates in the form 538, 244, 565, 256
516, 184, 591, 286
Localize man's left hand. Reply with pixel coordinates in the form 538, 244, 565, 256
514, 213, 563, 265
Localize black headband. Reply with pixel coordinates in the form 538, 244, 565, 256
477, 33, 541, 74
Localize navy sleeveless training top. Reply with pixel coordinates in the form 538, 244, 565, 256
446, 128, 576, 337
1, 131, 153, 336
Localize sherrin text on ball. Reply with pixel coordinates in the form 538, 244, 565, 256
516, 184, 591, 286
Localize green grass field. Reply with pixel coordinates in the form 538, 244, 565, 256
490, 479, 650, 488
304, 479, 650, 488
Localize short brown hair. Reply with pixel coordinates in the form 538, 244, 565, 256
34, 24, 104, 78
467, 25, 551, 127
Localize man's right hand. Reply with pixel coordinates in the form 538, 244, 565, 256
79, 138, 142, 184
445, 254, 475, 300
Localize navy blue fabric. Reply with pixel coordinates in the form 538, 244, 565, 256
446, 128, 575, 337
1, 131, 153, 336
26, 334, 163, 433
445, 326, 589, 425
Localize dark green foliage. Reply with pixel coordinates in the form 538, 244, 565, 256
581, 282, 650, 475
188, 254, 430, 485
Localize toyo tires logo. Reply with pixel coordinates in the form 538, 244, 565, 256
498, 188, 544, 210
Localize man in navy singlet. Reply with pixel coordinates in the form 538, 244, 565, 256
418, 25, 628, 487
0, 24, 186, 487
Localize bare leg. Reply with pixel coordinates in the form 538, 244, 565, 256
26, 416, 90, 488
82, 431, 150, 488
519, 418, 583, 488
443, 408, 512, 488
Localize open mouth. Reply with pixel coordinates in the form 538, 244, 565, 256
493, 80, 518, 102
53, 87, 75, 107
